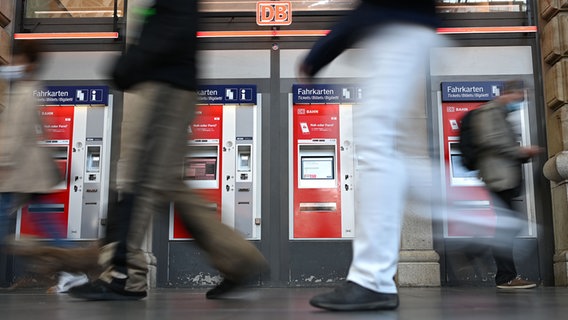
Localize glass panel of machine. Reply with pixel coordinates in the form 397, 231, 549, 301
25, 0, 124, 18
200, 0, 356, 12
23, 0, 526, 16
199, 0, 525, 12
450, 154, 478, 179
436, 0, 526, 13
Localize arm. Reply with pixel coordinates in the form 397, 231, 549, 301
300, 2, 439, 77
300, 2, 384, 77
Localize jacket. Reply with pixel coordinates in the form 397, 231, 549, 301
302, 0, 438, 76
0, 80, 61, 193
473, 100, 530, 192
111, 0, 198, 91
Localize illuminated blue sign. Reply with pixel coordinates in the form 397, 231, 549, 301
441, 81, 504, 101
197, 85, 257, 104
35, 86, 109, 105
293, 84, 363, 104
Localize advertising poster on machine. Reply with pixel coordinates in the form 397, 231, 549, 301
440, 81, 503, 237
291, 84, 362, 239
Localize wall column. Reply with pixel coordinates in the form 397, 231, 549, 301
540, 0, 568, 286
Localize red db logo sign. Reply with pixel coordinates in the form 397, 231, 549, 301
256, 1, 292, 26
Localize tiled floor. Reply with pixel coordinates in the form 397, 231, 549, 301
1, 286, 567, 320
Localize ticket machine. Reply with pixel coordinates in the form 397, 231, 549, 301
290, 84, 360, 239
17, 86, 112, 240
440, 81, 534, 237
170, 85, 261, 240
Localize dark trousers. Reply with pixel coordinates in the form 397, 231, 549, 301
491, 186, 522, 285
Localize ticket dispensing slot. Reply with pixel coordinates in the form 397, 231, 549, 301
299, 202, 337, 212
448, 142, 483, 187
86, 146, 101, 182
184, 145, 219, 189
28, 203, 65, 214
49, 146, 69, 187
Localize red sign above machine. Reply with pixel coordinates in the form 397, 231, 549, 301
256, 1, 292, 26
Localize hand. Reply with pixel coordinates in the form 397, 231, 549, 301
521, 146, 544, 158
296, 62, 314, 84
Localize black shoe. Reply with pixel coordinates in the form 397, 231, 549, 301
206, 279, 243, 299
309, 281, 399, 311
68, 279, 146, 301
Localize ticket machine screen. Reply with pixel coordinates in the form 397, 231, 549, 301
450, 154, 478, 178
301, 156, 334, 180
184, 157, 217, 180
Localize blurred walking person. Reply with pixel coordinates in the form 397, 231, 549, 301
472, 80, 541, 289
299, 0, 442, 311
0, 40, 88, 292
69, 0, 267, 300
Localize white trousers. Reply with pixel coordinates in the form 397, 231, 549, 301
347, 24, 443, 294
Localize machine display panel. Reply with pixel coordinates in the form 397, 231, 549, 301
301, 156, 334, 180
184, 157, 217, 180
450, 154, 478, 178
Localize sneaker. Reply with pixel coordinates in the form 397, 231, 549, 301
497, 276, 537, 289
309, 281, 399, 311
51, 272, 89, 293
68, 279, 147, 301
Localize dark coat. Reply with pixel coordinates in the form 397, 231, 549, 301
111, 0, 198, 91
473, 100, 529, 192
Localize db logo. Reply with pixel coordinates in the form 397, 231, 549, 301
256, 1, 292, 26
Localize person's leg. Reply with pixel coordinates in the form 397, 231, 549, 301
310, 24, 442, 311
94, 86, 158, 291
131, 85, 267, 291
94, 84, 193, 297
173, 190, 268, 281
68, 84, 159, 300
0, 193, 14, 287
491, 189, 517, 285
349, 24, 441, 293
70, 83, 265, 300
0, 193, 14, 246
491, 186, 535, 289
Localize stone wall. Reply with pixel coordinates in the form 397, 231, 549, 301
0, 0, 14, 65
540, 0, 568, 286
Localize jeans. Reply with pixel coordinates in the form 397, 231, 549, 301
0, 193, 14, 246
346, 24, 443, 294
491, 186, 523, 285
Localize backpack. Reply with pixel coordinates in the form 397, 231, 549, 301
458, 108, 480, 171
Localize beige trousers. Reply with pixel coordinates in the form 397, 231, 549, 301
99, 82, 266, 292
